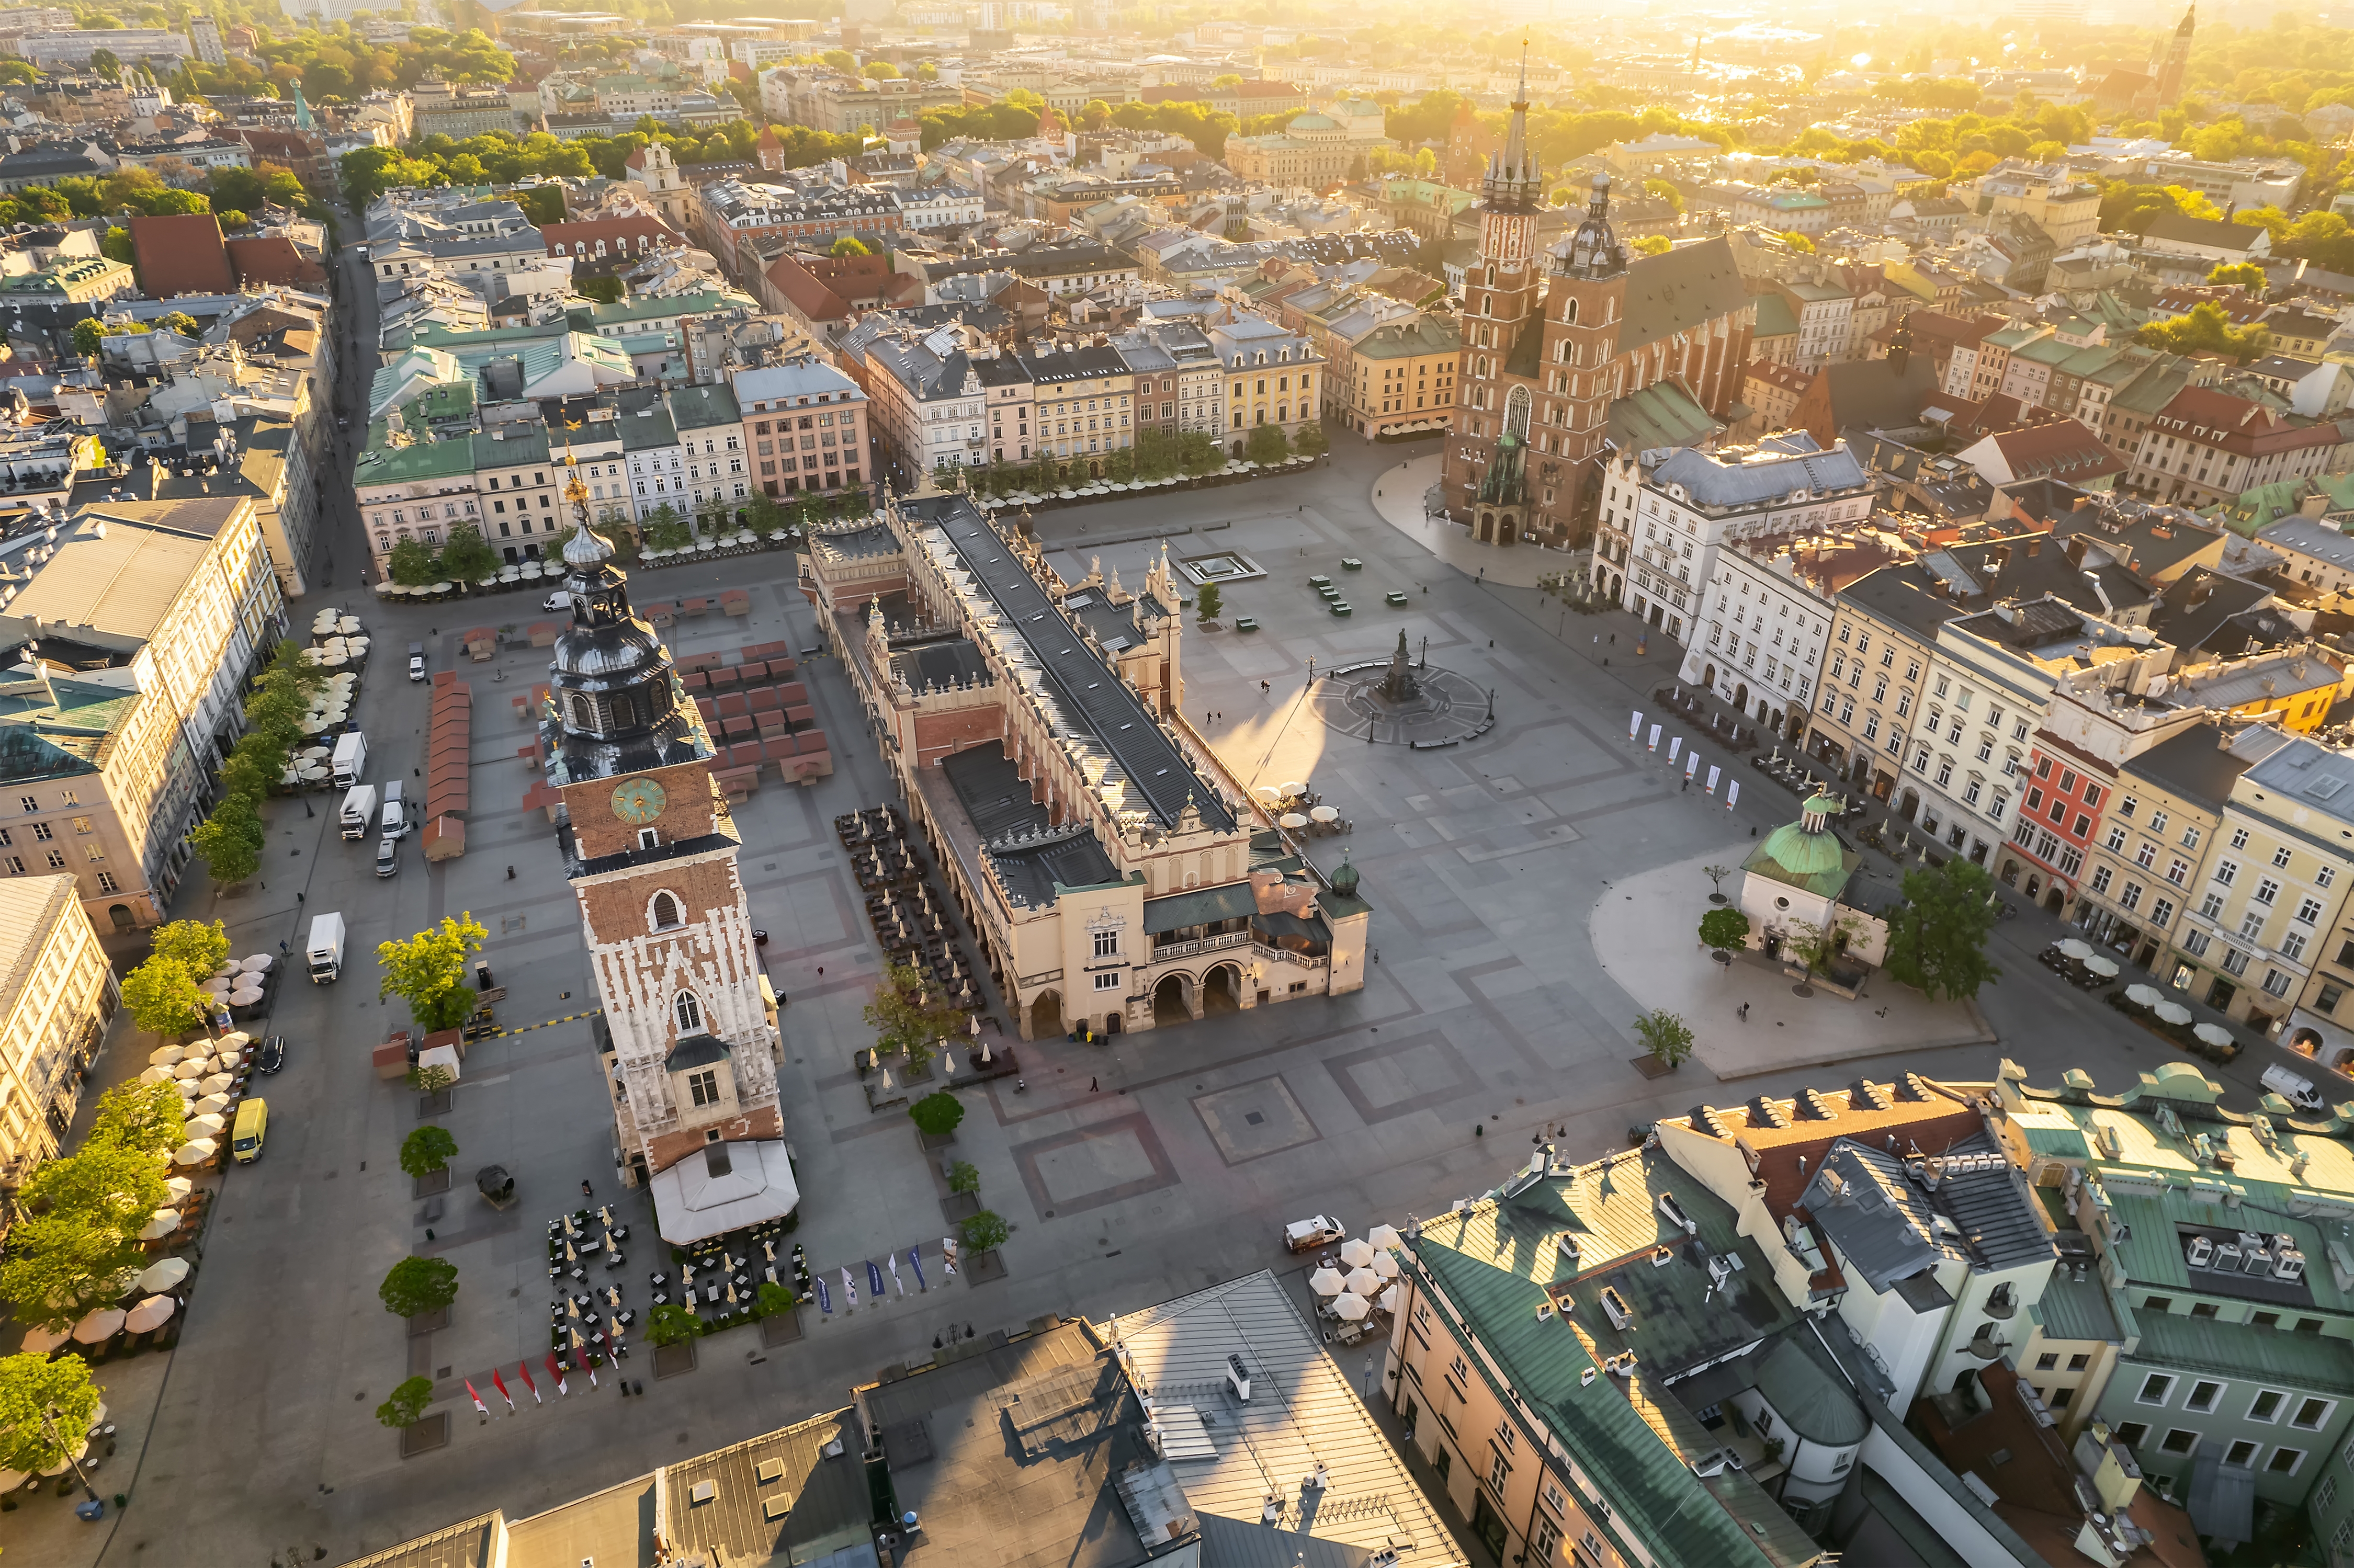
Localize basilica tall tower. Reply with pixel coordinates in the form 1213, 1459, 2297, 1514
2152, 6, 2193, 108
1441, 47, 1545, 537
542, 474, 795, 1242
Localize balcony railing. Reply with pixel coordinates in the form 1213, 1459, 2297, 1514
1148, 930, 1250, 964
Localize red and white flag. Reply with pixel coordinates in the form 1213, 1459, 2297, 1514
516, 1360, 541, 1404
465, 1379, 489, 1417
586, 1364, 598, 1388
491, 1368, 515, 1411
545, 1353, 568, 1395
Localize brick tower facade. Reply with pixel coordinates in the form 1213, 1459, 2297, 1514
541, 462, 795, 1240
2152, 5, 2194, 108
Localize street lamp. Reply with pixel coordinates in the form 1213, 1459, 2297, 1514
39, 1403, 100, 1516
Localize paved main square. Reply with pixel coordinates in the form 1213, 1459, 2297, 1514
25, 432, 2315, 1568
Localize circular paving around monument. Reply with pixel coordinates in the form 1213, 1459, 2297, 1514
1312, 661, 1496, 746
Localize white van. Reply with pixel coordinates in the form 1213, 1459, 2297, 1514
2264, 1063, 2327, 1113
382, 779, 406, 837
542, 590, 573, 611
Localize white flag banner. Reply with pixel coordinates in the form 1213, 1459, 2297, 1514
1648, 724, 1661, 752
1667, 736, 1682, 764
1685, 752, 1701, 779
1629, 709, 1644, 739
1706, 765, 1722, 796
1727, 780, 1740, 810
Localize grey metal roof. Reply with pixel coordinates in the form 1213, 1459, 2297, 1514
1801, 1134, 2053, 1293
1749, 1335, 1869, 1446
1648, 433, 1870, 510
887, 639, 992, 693
2118, 721, 2253, 810
2243, 731, 2354, 815
1142, 883, 1257, 933
2258, 516, 2354, 570
915, 497, 1235, 832
940, 742, 1122, 908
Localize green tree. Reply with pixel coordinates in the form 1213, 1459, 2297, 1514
1884, 858, 2002, 1001
2208, 260, 2270, 294
960, 1209, 1009, 1254
1244, 423, 1291, 463
377, 914, 487, 1032
156, 309, 199, 338
645, 1302, 704, 1345
1697, 906, 1751, 957
400, 1125, 459, 1179
87, 47, 119, 78
379, 1255, 459, 1319
574, 272, 623, 303
829, 234, 870, 257
0, 1354, 101, 1475
87, 1078, 188, 1157
375, 1375, 435, 1429
435, 522, 499, 583
1633, 234, 1673, 256
862, 59, 899, 78
863, 960, 964, 1072
1195, 581, 1223, 620
187, 800, 263, 888
2136, 301, 2271, 363
386, 536, 439, 586
1779, 230, 1816, 253
1633, 1008, 1694, 1068
152, 917, 230, 980
948, 1160, 980, 1196
755, 1280, 796, 1317
1642, 176, 1683, 213
909, 1089, 965, 1138
121, 953, 214, 1038
1294, 421, 1329, 457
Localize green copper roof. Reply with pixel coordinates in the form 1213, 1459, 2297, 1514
1742, 810, 1854, 897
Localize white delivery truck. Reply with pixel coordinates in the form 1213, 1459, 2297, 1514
2264, 1063, 2327, 1112
542, 590, 572, 611
382, 779, 406, 837
331, 730, 368, 788
306, 911, 346, 983
338, 783, 377, 840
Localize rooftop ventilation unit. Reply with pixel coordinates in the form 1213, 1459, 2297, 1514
2185, 1234, 2214, 1269
1658, 1192, 1697, 1235
2277, 1248, 2308, 1281
1600, 1287, 1634, 1330
1225, 1354, 1250, 1404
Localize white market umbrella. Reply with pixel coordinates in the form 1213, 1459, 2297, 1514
1368, 1223, 1404, 1251
172, 1059, 206, 1081
20, 1323, 68, 1354
137, 1208, 178, 1241
1278, 813, 1309, 829
138, 1257, 189, 1294
191, 1095, 228, 1116
164, 1175, 193, 1201
1309, 805, 1340, 823
148, 1044, 185, 1066
1373, 1251, 1401, 1279
229, 989, 263, 1008
184, 1113, 225, 1137
1251, 786, 1283, 807
2196, 1022, 2237, 1048
2124, 984, 2164, 1006
1338, 1237, 1376, 1269
71, 1306, 125, 1344
1307, 1266, 1346, 1297
198, 1073, 233, 1094
1330, 1292, 1370, 1322
2085, 955, 2120, 979
1343, 1266, 1382, 1296
1377, 1284, 1401, 1314
1280, 782, 1309, 799
124, 1296, 175, 1334
137, 1066, 173, 1086
2154, 1001, 2194, 1025
173, 1139, 217, 1165
2058, 938, 2093, 960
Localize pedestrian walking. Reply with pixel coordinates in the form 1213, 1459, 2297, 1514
1737, 1003, 1750, 1021
1090, 1076, 1099, 1092
581, 1179, 594, 1199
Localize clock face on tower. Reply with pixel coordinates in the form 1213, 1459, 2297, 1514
611, 777, 667, 825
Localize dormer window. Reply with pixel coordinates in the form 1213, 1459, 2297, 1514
638, 828, 661, 850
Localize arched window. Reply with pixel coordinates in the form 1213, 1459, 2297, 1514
611, 692, 636, 728
651, 892, 683, 930
1561, 297, 1578, 326
567, 691, 594, 729
675, 992, 703, 1033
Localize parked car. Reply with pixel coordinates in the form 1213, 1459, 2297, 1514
256, 1035, 286, 1074
375, 835, 400, 878
1284, 1215, 1343, 1253
408, 641, 426, 681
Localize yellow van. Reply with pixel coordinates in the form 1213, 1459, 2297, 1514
232, 1098, 268, 1163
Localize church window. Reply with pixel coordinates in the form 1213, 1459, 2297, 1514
688, 1069, 720, 1107
675, 992, 704, 1032
652, 892, 683, 930
1563, 298, 1578, 326
567, 692, 594, 729
611, 693, 637, 728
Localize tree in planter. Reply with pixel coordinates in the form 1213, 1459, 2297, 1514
188, 801, 264, 888
1632, 1009, 1694, 1070
386, 537, 440, 587
408, 1063, 456, 1096
1702, 864, 1733, 902
1195, 581, 1224, 621
640, 503, 692, 553
864, 960, 965, 1072
152, 917, 230, 980
0, 1353, 100, 1476
1884, 858, 2002, 1002
948, 1160, 980, 1196
1245, 422, 1292, 464
960, 1209, 1010, 1255
377, 913, 489, 1032
120, 956, 214, 1040
0, 1143, 167, 1329
645, 1302, 704, 1346
1697, 906, 1750, 961
375, 1375, 436, 1429
755, 1281, 796, 1318
379, 1255, 460, 1320
1294, 419, 1329, 458
400, 1125, 459, 1180
909, 1089, 965, 1139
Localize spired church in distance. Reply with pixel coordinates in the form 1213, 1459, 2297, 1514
1441, 58, 1756, 551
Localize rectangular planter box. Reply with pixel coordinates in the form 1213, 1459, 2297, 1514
399, 1412, 450, 1457
654, 1339, 698, 1379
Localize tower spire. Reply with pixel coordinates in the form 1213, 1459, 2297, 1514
1483, 37, 1541, 214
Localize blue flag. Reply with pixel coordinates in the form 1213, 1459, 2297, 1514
814, 1276, 832, 1313
866, 1259, 885, 1298
907, 1245, 926, 1292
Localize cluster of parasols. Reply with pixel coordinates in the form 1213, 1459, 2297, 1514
844, 808, 983, 1011
1306, 1225, 1407, 1325
19, 1255, 194, 1365
1252, 782, 1340, 836
662, 1225, 797, 1321
548, 1207, 631, 1365
192, 953, 275, 1018
133, 1025, 261, 1166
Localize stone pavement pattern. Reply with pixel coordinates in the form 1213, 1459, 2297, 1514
16, 435, 2311, 1568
